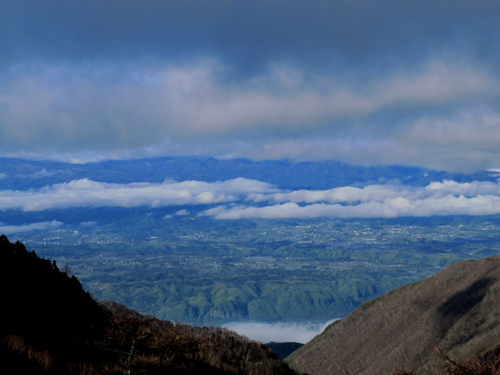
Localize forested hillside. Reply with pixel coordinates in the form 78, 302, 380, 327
287, 256, 500, 375
0, 235, 296, 375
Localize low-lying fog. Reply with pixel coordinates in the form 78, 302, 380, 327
223, 320, 338, 344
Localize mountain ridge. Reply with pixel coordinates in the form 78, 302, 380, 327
287, 255, 500, 375
0, 235, 297, 375
0, 156, 495, 191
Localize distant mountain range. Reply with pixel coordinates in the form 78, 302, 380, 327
0, 156, 496, 191
287, 255, 500, 375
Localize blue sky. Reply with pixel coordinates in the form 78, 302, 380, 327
1, 1, 500, 172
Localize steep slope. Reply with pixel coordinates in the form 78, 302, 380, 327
93, 301, 297, 375
265, 342, 304, 359
0, 235, 297, 375
287, 256, 500, 375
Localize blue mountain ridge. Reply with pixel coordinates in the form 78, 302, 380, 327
0, 156, 495, 191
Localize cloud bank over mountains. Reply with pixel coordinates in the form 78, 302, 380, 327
0, 178, 275, 212
3, 178, 500, 220
2, 60, 500, 172
1, 1, 500, 171
0, 221, 63, 234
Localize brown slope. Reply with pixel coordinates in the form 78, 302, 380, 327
287, 256, 500, 375
96, 301, 299, 375
0, 235, 297, 375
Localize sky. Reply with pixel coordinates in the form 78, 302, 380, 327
2, 1, 500, 172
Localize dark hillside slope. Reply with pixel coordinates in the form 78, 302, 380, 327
0, 235, 107, 363
288, 256, 500, 375
266, 342, 304, 359
0, 235, 296, 375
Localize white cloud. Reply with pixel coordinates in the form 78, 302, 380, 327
247, 179, 500, 205
3, 176, 500, 220
32, 168, 54, 178
204, 196, 500, 220
208, 108, 500, 172
0, 178, 275, 211
1, 59, 500, 171
204, 180, 500, 219
0, 220, 63, 234
223, 320, 338, 344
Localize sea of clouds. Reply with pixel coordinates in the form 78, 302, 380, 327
223, 320, 339, 344
2, 177, 500, 220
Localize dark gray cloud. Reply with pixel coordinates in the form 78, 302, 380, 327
2, 1, 499, 73
1, 1, 500, 171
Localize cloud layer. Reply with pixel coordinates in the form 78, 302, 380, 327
0, 221, 63, 234
0, 178, 275, 211
2, 1, 499, 69
1, 60, 500, 171
223, 320, 338, 344
3, 177, 500, 219
1, 1, 500, 171
205, 180, 500, 219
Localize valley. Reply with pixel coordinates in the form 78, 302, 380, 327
11, 210, 500, 325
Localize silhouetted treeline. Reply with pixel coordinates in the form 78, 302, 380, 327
95, 301, 297, 375
265, 342, 304, 359
0, 235, 107, 367
0, 235, 298, 375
